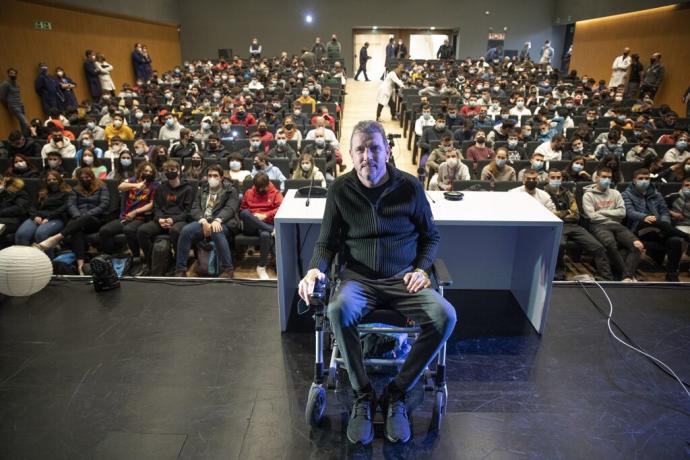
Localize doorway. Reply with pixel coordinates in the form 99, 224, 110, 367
409, 34, 450, 60
352, 33, 391, 79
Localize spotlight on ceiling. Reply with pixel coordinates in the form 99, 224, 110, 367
305, 14, 313, 24
372, 25, 378, 30
430, 26, 436, 30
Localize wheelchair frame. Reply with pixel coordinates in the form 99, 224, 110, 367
305, 259, 453, 432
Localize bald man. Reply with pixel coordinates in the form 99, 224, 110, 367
609, 47, 631, 89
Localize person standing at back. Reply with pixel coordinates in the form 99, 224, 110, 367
249, 38, 262, 59
0, 68, 29, 135
83, 50, 102, 100
609, 47, 631, 89
436, 39, 453, 60
312, 37, 326, 61
382, 37, 396, 80
354, 43, 371, 82
327, 34, 342, 60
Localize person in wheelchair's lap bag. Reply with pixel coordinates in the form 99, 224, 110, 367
298, 120, 457, 445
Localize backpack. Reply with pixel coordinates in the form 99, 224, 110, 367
110, 255, 132, 278
195, 240, 218, 276
150, 237, 173, 276
52, 251, 78, 275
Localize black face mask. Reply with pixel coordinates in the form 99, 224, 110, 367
253, 162, 262, 169
47, 182, 59, 192
80, 179, 92, 189
476, 138, 485, 144
285, 124, 294, 130
165, 170, 179, 180
258, 127, 267, 134
191, 159, 202, 167
209, 143, 219, 150
143, 174, 154, 183
525, 181, 537, 190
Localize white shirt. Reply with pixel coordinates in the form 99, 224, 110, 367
509, 186, 556, 212
535, 141, 562, 161
305, 128, 338, 147
415, 116, 435, 136
609, 55, 631, 87
663, 148, 690, 163
509, 106, 532, 126
377, 71, 404, 105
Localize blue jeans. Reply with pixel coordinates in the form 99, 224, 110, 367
175, 222, 233, 272
15, 218, 64, 246
239, 209, 274, 266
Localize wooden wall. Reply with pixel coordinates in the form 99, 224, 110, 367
0, 0, 181, 137
570, 3, 690, 114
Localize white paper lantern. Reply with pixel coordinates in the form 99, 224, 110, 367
0, 246, 53, 297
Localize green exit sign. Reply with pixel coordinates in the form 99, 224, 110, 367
34, 21, 52, 30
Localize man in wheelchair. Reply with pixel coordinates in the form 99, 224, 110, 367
298, 120, 457, 445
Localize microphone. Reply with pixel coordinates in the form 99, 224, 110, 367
306, 175, 315, 207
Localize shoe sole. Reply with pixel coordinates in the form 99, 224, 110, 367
347, 426, 374, 445
380, 399, 411, 443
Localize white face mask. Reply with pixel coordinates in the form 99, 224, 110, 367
113, 120, 123, 128
47, 159, 60, 168
111, 144, 122, 153
229, 160, 241, 171
446, 157, 458, 168
135, 147, 146, 155
301, 163, 311, 172
83, 156, 94, 165
208, 177, 221, 188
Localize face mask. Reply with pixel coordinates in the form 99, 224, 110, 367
251, 140, 261, 149
14, 161, 27, 171
277, 139, 287, 147
87, 122, 96, 130
476, 137, 485, 144
572, 164, 584, 173
253, 162, 262, 169
598, 178, 611, 189
532, 160, 543, 170
166, 119, 175, 127
423, 113, 431, 120
258, 127, 267, 134
435, 123, 446, 130
572, 146, 583, 153
236, 111, 246, 118
448, 113, 457, 119
496, 159, 506, 168
228, 78, 236, 84
220, 123, 230, 130
634, 179, 650, 191
516, 101, 524, 108
229, 160, 241, 171
684, 165, 690, 173
548, 179, 561, 189
165, 93, 173, 99
682, 188, 690, 198
508, 140, 518, 148
47, 159, 60, 168
315, 138, 325, 147
293, 110, 301, 116
83, 156, 94, 165
113, 120, 123, 128
525, 180, 537, 191
80, 179, 92, 188
134, 146, 146, 155
446, 157, 459, 168
301, 163, 312, 172
201, 121, 211, 131
676, 141, 688, 151
135, 112, 143, 119
141, 121, 153, 130
120, 158, 132, 167
47, 182, 59, 191
82, 139, 93, 147
469, 101, 478, 107
165, 170, 179, 180
285, 123, 294, 130
111, 144, 122, 153
208, 177, 221, 188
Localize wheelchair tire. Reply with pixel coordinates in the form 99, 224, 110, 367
430, 390, 446, 431
305, 382, 326, 427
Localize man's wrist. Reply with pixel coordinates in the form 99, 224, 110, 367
413, 268, 429, 278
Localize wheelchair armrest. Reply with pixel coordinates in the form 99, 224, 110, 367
431, 259, 453, 287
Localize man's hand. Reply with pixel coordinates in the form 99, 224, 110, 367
298, 268, 326, 303
210, 220, 222, 233
125, 210, 137, 221
633, 240, 645, 252
670, 210, 683, 221
254, 212, 267, 221
403, 270, 430, 294
33, 216, 43, 225
643, 215, 657, 224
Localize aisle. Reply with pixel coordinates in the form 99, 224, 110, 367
339, 78, 416, 176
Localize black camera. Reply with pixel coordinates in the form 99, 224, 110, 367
387, 133, 402, 139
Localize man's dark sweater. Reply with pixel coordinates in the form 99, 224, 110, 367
309, 164, 439, 279
153, 180, 194, 223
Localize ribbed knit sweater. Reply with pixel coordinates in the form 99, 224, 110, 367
309, 164, 439, 278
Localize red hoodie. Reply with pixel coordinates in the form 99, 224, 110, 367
240, 182, 283, 223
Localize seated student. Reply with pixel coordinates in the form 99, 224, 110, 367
562, 137, 591, 161
168, 128, 199, 160
301, 128, 339, 179
6, 154, 41, 179
291, 153, 326, 186
535, 133, 565, 161
517, 151, 548, 182
35, 168, 110, 274
562, 156, 592, 183
310, 105, 336, 132
622, 168, 690, 282
134, 114, 159, 140
256, 119, 274, 147
414, 105, 435, 138
43, 151, 70, 178
175, 165, 239, 278
76, 131, 104, 163
99, 162, 158, 258
182, 151, 208, 181
426, 135, 456, 181
193, 116, 215, 142
445, 104, 464, 131
149, 145, 170, 178
240, 131, 265, 159
204, 134, 229, 161
78, 117, 106, 141
103, 136, 126, 166
290, 104, 310, 131
229, 106, 256, 132
268, 129, 297, 162
104, 112, 134, 142
481, 147, 516, 182
73, 147, 107, 180
132, 139, 152, 161
135, 160, 194, 276
41, 128, 77, 160
107, 150, 136, 181
592, 154, 625, 185
582, 167, 644, 281
509, 168, 556, 211
471, 106, 494, 130
418, 114, 453, 167
240, 172, 283, 280
670, 178, 690, 237
505, 130, 527, 161
486, 119, 516, 144
305, 117, 338, 148
225, 153, 251, 184
429, 147, 470, 191
15, 171, 69, 250
594, 126, 627, 145
544, 169, 613, 281
2, 130, 42, 158
465, 130, 495, 172
662, 133, 690, 163
535, 115, 564, 143
250, 153, 286, 190
626, 134, 657, 162
660, 157, 690, 183
158, 113, 184, 141
0, 174, 29, 236
295, 87, 317, 113
594, 131, 624, 161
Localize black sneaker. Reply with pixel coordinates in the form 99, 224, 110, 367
134, 264, 150, 277
380, 382, 411, 443
347, 389, 375, 445
665, 272, 680, 282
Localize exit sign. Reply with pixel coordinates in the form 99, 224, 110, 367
34, 21, 52, 30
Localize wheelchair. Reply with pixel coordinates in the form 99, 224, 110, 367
304, 259, 453, 432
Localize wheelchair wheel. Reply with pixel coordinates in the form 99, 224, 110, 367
305, 382, 326, 427
430, 389, 446, 431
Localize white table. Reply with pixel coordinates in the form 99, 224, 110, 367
274, 190, 563, 334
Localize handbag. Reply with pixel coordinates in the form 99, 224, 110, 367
196, 240, 218, 276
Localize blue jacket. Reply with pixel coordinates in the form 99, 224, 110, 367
621, 184, 671, 231
132, 50, 149, 81
83, 59, 102, 99
536, 117, 564, 143
34, 73, 59, 113
68, 185, 110, 218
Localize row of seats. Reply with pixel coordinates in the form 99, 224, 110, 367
451, 180, 685, 197
427, 140, 676, 156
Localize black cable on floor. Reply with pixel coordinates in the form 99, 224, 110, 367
577, 281, 690, 389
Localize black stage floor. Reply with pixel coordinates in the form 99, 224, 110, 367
1, 279, 689, 459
